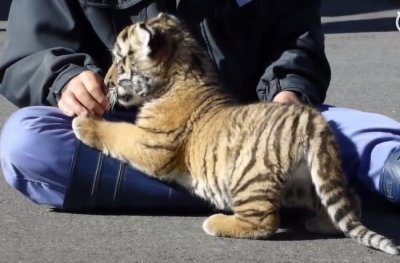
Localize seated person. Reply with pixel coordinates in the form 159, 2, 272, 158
0, 0, 399, 211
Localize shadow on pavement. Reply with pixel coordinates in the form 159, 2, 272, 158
360, 197, 400, 243
275, 206, 400, 244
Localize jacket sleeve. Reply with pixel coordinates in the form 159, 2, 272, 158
0, 0, 103, 107
256, 0, 331, 106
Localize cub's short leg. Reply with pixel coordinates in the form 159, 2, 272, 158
305, 209, 340, 235
72, 115, 172, 176
202, 200, 280, 239
72, 115, 105, 150
306, 188, 362, 235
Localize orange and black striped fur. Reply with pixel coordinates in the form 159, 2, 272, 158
72, 13, 398, 255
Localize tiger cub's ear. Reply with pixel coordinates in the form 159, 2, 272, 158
131, 23, 164, 60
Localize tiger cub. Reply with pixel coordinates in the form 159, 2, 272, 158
72, 13, 398, 254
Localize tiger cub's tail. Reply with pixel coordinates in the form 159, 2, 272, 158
306, 112, 398, 255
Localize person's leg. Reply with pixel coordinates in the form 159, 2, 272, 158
1, 106, 75, 208
319, 105, 400, 203
0, 106, 209, 211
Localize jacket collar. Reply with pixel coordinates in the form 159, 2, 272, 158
79, 0, 145, 9
80, 0, 252, 9
235, 0, 253, 7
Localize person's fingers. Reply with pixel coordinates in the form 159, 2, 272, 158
59, 71, 108, 116
273, 91, 301, 104
59, 89, 88, 116
57, 99, 75, 117
71, 84, 105, 116
79, 71, 109, 110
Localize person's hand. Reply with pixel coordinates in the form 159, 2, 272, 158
58, 71, 109, 117
273, 90, 301, 104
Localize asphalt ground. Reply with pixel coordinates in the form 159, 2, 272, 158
0, 1, 400, 262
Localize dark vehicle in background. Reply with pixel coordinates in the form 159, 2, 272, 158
0, 0, 12, 21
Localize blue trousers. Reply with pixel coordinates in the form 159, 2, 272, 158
1, 106, 400, 209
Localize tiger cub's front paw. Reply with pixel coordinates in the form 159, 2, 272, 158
72, 115, 103, 150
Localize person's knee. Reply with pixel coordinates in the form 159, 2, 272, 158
1, 107, 40, 177
1, 106, 74, 207
380, 148, 400, 203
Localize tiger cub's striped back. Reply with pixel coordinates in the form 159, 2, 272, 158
74, 13, 398, 255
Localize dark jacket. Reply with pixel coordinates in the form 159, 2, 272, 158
0, 0, 330, 107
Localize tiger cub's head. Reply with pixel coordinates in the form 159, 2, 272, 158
105, 13, 203, 108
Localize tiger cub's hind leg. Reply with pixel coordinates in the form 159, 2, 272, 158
202, 197, 280, 239
305, 209, 341, 235
306, 188, 362, 235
